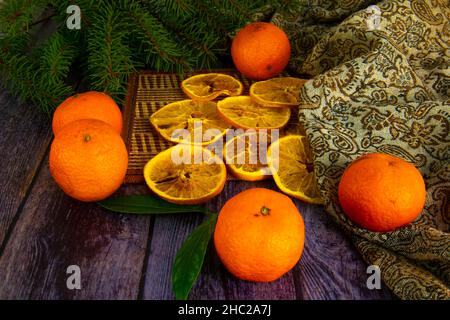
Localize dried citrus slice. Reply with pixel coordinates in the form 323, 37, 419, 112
144, 144, 226, 204
267, 135, 323, 204
217, 96, 291, 130
150, 100, 230, 145
223, 132, 272, 181
181, 73, 243, 101
250, 77, 307, 107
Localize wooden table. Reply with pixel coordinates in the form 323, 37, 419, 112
0, 89, 394, 300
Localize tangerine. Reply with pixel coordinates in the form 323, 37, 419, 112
231, 22, 291, 80
49, 119, 128, 202
338, 153, 426, 232
52, 91, 123, 135
214, 188, 305, 282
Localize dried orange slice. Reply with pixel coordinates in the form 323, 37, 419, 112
150, 100, 230, 145
250, 77, 307, 107
181, 73, 243, 101
223, 132, 272, 181
144, 144, 226, 204
267, 135, 323, 204
217, 96, 291, 130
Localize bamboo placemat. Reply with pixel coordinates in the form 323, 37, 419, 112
122, 69, 300, 184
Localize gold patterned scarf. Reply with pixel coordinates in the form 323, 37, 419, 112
268, 0, 449, 299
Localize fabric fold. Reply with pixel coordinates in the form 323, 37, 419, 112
269, 0, 449, 299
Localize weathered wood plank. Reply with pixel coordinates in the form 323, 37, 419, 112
0, 162, 151, 300
0, 90, 53, 247
142, 179, 393, 300
142, 181, 294, 300
141, 212, 219, 299
292, 202, 393, 299
0, 84, 394, 299
193, 180, 298, 300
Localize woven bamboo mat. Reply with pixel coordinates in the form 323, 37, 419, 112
122, 69, 300, 184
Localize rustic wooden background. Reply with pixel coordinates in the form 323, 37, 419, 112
0, 89, 395, 300
0, 18, 396, 300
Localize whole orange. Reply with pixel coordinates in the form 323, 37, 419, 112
214, 188, 305, 282
231, 22, 291, 80
52, 91, 123, 136
338, 153, 426, 232
49, 119, 128, 202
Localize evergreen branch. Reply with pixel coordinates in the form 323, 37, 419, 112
124, 2, 193, 72
147, 0, 196, 18
168, 21, 222, 69
0, 32, 31, 54
141, 1, 231, 68
0, 49, 73, 113
193, 0, 268, 35
87, 2, 137, 100
0, 0, 275, 113
0, 0, 50, 36
37, 30, 78, 84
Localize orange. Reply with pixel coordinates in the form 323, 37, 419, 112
143, 144, 227, 205
267, 135, 323, 204
223, 133, 272, 181
150, 99, 230, 145
52, 91, 123, 135
49, 119, 128, 202
250, 77, 307, 107
217, 96, 291, 130
214, 188, 305, 282
231, 22, 291, 80
181, 73, 243, 101
338, 153, 426, 232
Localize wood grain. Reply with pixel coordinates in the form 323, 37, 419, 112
0, 162, 151, 299
0, 89, 395, 300
142, 180, 393, 300
141, 212, 214, 299
0, 91, 53, 247
140, 182, 296, 300
195, 181, 298, 300
292, 201, 393, 299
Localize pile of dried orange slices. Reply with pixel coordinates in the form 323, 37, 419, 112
144, 73, 322, 205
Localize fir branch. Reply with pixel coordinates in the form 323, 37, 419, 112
169, 22, 222, 69
0, 32, 31, 54
37, 30, 78, 85
0, 0, 50, 36
124, 2, 193, 73
208, 0, 270, 32
87, 2, 137, 100
32, 72, 74, 113
143, 0, 227, 69
149, 0, 196, 18
0, 49, 73, 113
0, 0, 276, 113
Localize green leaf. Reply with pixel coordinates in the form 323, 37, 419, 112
172, 214, 218, 300
98, 195, 207, 214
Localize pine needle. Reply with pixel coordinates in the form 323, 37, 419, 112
0, 0, 272, 113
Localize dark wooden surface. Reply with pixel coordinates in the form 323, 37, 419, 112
0, 90, 394, 300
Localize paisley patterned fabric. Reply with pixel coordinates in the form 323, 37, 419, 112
269, 0, 449, 299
